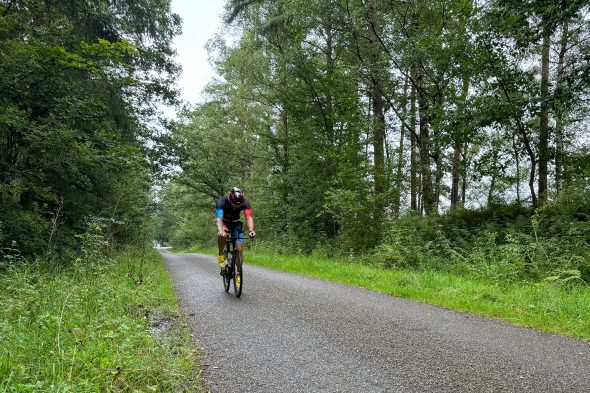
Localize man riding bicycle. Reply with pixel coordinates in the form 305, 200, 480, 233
216, 187, 256, 270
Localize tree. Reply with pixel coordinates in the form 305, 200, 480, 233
0, 0, 180, 256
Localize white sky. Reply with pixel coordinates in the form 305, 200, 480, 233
168, 0, 226, 113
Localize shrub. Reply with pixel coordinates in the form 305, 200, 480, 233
372, 200, 589, 285
370, 215, 440, 269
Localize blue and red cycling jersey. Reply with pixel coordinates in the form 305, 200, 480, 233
215, 196, 252, 222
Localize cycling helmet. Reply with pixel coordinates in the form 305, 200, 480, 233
229, 187, 244, 206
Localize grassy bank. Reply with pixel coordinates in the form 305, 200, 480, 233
179, 245, 590, 341
0, 250, 201, 392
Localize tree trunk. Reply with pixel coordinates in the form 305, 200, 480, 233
513, 133, 521, 204
487, 174, 496, 207
451, 146, 461, 207
418, 172, 423, 214
461, 143, 467, 206
451, 76, 470, 209
418, 110, 435, 215
538, 29, 551, 206
282, 109, 289, 173
555, 21, 569, 196
487, 145, 499, 207
499, 75, 537, 208
325, 21, 335, 146
518, 119, 538, 209
394, 77, 409, 217
410, 71, 418, 212
433, 92, 444, 212
434, 153, 443, 211
367, 0, 386, 216
416, 66, 436, 215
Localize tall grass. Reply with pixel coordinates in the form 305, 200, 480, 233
0, 250, 200, 392
245, 251, 590, 340
367, 206, 590, 285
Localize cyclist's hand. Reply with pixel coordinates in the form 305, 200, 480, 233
249, 230, 256, 239
217, 230, 226, 238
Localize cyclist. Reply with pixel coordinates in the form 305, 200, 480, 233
216, 187, 256, 270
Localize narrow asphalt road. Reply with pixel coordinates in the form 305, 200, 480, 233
161, 250, 590, 393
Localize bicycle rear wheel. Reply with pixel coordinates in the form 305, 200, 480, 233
233, 250, 243, 298
223, 253, 231, 292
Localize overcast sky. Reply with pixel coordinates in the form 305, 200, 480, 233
170, 0, 226, 110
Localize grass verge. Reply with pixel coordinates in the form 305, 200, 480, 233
0, 249, 201, 392
179, 245, 590, 341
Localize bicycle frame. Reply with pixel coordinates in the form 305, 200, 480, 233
221, 220, 245, 297
224, 234, 239, 261
223, 219, 244, 256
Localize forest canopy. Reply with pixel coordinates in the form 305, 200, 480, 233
2, 0, 588, 285
0, 0, 180, 256
157, 0, 590, 284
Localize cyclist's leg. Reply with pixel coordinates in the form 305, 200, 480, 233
233, 230, 244, 296
217, 223, 228, 268
234, 228, 246, 252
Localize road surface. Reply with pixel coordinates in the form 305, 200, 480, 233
161, 250, 590, 392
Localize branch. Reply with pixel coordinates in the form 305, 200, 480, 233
226, 0, 262, 23
2, 0, 15, 17
344, 3, 418, 141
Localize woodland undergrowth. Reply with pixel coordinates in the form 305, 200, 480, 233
0, 236, 200, 392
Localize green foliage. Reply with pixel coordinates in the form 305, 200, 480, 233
368, 202, 590, 285
155, 0, 590, 290
535, 186, 590, 281
0, 250, 200, 391
370, 215, 438, 269
153, 182, 217, 249
0, 0, 180, 256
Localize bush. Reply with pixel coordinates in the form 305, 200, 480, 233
371, 201, 589, 285
536, 187, 590, 282
370, 215, 440, 269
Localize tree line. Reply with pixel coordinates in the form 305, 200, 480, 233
0, 0, 180, 257
158, 0, 590, 283
2, 0, 587, 282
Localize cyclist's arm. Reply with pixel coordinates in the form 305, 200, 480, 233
244, 208, 254, 233
215, 204, 225, 235
216, 217, 224, 232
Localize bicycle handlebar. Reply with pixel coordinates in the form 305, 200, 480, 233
217, 234, 255, 240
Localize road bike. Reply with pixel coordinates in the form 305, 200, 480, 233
221, 220, 245, 298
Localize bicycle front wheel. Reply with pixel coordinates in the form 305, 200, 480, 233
233, 250, 243, 298
223, 254, 231, 292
